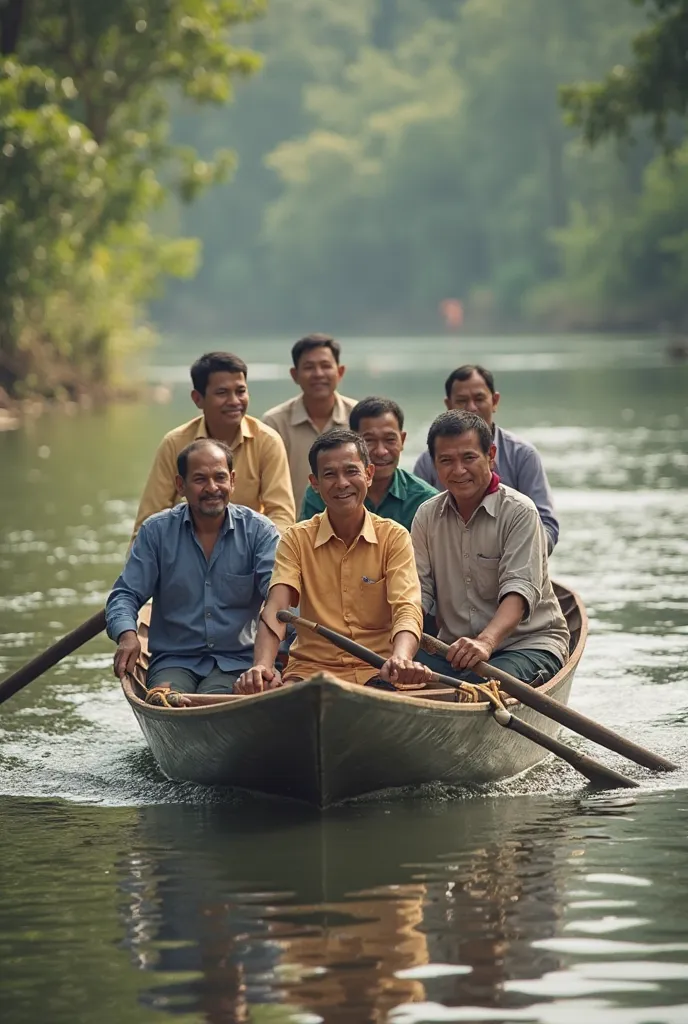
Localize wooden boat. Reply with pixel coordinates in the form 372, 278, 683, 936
121, 583, 586, 807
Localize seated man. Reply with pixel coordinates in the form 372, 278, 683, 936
132, 352, 295, 540
411, 411, 569, 684
299, 397, 438, 530
236, 428, 433, 693
413, 365, 559, 553
107, 439, 279, 694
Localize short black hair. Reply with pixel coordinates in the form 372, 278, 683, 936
308, 427, 370, 476
177, 439, 234, 479
427, 411, 492, 459
444, 364, 495, 399
349, 396, 404, 432
292, 334, 341, 369
190, 352, 248, 395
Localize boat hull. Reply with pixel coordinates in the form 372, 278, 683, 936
122, 584, 586, 807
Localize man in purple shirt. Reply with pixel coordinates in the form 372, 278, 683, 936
413, 365, 558, 553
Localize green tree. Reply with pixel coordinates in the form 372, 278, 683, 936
561, 0, 688, 145
0, 0, 261, 398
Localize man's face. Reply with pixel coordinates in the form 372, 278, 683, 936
192, 371, 249, 433
433, 431, 495, 506
445, 371, 499, 427
176, 446, 235, 519
357, 412, 405, 486
291, 346, 345, 401
310, 442, 373, 516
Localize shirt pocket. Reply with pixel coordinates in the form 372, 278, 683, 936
474, 555, 500, 601
357, 576, 390, 629
220, 572, 256, 608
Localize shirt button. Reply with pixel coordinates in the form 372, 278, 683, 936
206, 611, 211, 618
466, 577, 472, 584
205, 580, 210, 586
208, 642, 215, 649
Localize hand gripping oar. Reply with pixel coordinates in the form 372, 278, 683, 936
0, 608, 107, 707
420, 632, 677, 773
276, 610, 639, 790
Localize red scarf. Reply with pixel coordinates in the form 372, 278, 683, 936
485, 470, 500, 495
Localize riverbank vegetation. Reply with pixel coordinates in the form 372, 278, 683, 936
0, 0, 261, 400
2, 0, 688, 400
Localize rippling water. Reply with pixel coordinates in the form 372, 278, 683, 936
1, 335, 687, 1023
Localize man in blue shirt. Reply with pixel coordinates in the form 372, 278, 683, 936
107, 438, 279, 694
300, 397, 438, 530
413, 365, 559, 553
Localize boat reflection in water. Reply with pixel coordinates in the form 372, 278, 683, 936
118, 792, 583, 1022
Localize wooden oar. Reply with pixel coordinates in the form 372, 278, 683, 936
276, 611, 638, 790
421, 632, 677, 773
0, 608, 106, 707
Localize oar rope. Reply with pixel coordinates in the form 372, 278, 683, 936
276, 610, 639, 790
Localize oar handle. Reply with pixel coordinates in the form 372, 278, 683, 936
0, 608, 107, 706
421, 632, 677, 773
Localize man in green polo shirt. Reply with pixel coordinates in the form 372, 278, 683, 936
299, 397, 438, 530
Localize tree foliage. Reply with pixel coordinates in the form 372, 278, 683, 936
0, 0, 261, 398
561, 0, 688, 145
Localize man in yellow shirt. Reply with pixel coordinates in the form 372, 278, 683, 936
132, 352, 295, 538
261, 334, 357, 510
236, 428, 432, 692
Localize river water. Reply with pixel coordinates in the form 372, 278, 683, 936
1, 335, 687, 1024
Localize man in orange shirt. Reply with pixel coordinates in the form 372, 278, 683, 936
236, 428, 432, 692
132, 352, 295, 539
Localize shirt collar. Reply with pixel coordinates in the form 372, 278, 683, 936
439, 483, 501, 520
290, 393, 350, 427
182, 502, 235, 533
378, 467, 406, 502
198, 414, 253, 447
314, 508, 378, 548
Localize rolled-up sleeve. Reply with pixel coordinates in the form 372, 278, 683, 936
497, 505, 545, 622
132, 436, 180, 540
269, 529, 303, 603
106, 524, 160, 641
385, 529, 423, 641
410, 505, 436, 615
257, 431, 296, 536
253, 520, 280, 600
516, 446, 558, 554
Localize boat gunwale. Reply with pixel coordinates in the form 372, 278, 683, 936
121, 584, 587, 720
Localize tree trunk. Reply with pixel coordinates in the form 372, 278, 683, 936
0, 0, 27, 55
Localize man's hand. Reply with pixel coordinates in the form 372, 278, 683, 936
379, 657, 434, 690
114, 630, 141, 680
446, 635, 494, 671
235, 664, 283, 695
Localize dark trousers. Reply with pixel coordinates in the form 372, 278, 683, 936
147, 664, 240, 695
415, 647, 563, 686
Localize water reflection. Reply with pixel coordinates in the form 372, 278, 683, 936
117, 798, 576, 1022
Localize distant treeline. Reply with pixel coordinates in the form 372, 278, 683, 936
158, 0, 688, 337
2, 0, 688, 400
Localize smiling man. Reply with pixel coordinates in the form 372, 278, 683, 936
300, 397, 437, 530
107, 439, 280, 695
132, 352, 295, 539
235, 428, 432, 693
413, 365, 558, 553
412, 411, 569, 685
262, 335, 357, 510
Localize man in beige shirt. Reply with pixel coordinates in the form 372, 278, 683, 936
411, 410, 569, 684
132, 352, 295, 538
262, 334, 357, 509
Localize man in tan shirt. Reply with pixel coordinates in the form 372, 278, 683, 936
236, 428, 432, 692
262, 334, 357, 509
132, 352, 295, 538
411, 410, 569, 684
